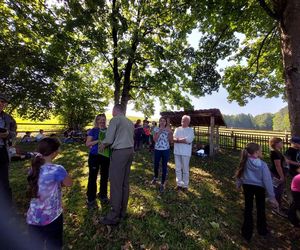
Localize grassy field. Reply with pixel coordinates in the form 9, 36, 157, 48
9, 143, 300, 249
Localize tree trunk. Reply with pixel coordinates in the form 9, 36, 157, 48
112, 0, 121, 105
279, 0, 300, 136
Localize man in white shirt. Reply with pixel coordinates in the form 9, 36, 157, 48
173, 115, 194, 191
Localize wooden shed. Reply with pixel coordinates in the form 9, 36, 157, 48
160, 109, 226, 156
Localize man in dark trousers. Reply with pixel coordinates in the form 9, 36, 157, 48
0, 94, 17, 205
99, 104, 134, 225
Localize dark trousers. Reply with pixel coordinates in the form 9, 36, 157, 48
87, 154, 110, 202
288, 191, 300, 227
0, 147, 12, 205
106, 148, 134, 221
134, 136, 142, 151
154, 149, 170, 185
28, 214, 63, 250
242, 184, 268, 240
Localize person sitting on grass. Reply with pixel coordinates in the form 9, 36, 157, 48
235, 142, 278, 242
21, 131, 32, 143
26, 137, 72, 250
35, 129, 45, 142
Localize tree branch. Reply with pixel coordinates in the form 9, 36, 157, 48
248, 25, 277, 77
258, 0, 281, 20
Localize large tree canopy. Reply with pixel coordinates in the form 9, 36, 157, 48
189, 0, 300, 135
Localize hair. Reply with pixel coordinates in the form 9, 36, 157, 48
113, 104, 125, 114
93, 113, 106, 127
152, 121, 157, 126
27, 137, 61, 198
135, 119, 141, 125
158, 116, 167, 128
182, 115, 191, 122
269, 137, 283, 151
39, 129, 44, 133
235, 142, 261, 179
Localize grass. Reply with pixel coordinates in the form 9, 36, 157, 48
9, 143, 300, 249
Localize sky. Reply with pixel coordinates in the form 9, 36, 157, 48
126, 29, 287, 118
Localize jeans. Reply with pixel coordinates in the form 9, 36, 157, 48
28, 214, 63, 250
242, 184, 268, 240
0, 147, 11, 205
87, 154, 110, 202
154, 149, 170, 185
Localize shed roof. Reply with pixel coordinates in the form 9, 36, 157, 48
160, 109, 226, 127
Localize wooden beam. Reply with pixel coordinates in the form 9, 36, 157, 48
209, 116, 215, 156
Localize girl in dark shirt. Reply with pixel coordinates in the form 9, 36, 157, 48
269, 137, 287, 216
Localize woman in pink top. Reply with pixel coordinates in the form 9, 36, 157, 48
288, 167, 300, 227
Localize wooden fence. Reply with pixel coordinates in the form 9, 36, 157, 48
193, 127, 291, 154
17, 123, 291, 153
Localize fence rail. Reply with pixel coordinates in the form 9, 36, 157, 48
16, 123, 291, 153
194, 127, 291, 153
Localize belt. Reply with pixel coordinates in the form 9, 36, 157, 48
112, 147, 133, 151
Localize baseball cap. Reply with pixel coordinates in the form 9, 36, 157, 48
0, 94, 10, 103
290, 136, 300, 144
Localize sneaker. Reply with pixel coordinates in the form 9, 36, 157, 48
175, 186, 182, 191
159, 184, 165, 193
151, 178, 158, 185
272, 208, 288, 218
98, 196, 110, 204
181, 187, 188, 193
86, 200, 98, 209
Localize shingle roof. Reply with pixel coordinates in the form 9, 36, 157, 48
160, 109, 226, 127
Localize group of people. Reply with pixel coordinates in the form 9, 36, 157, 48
236, 137, 300, 242
2, 90, 300, 249
21, 129, 45, 143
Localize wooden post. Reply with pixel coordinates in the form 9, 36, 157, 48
215, 125, 219, 150
209, 116, 215, 156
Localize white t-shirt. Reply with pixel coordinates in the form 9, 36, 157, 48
173, 127, 195, 157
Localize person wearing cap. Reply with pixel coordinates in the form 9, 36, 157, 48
285, 136, 300, 178
0, 94, 17, 205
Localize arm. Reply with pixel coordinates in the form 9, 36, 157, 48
285, 158, 300, 167
85, 135, 98, 147
62, 174, 72, 187
274, 159, 285, 181
262, 163, 275, 199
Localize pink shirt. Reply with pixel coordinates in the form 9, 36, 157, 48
291, 174, 300, 192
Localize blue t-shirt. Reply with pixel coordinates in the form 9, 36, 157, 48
88, 128, 100, 155
88, 127, 109, 155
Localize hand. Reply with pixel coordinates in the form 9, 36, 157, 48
98, 143, 105, 152
269, 198, 279, 209
0, 131, 9, 138
279, 177, 285, 183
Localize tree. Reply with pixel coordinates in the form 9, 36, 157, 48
55, 0, 219, 114
273, 106, 290, 131
189, 0, 300, 135
253, 113, 273, 130
0, 1, 64, 119
54, 65, 111, 130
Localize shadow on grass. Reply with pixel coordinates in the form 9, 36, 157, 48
9, 144, 299, 249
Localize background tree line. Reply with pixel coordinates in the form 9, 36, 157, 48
223, 106, 290, 131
